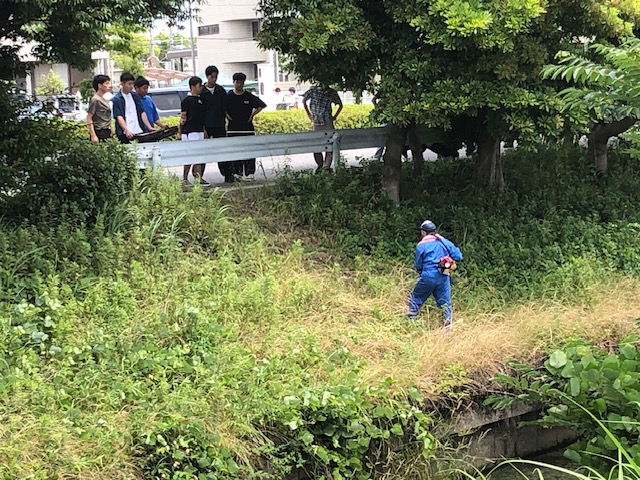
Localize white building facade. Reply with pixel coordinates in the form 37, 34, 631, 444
196, 0, 302, 108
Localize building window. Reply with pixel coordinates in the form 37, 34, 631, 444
198, 24, 219, 36
254, 64, 259, 80
251, 21, 260, 39
277, 70, 289, 82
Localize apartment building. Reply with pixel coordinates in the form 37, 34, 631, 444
196, 0, 300, 105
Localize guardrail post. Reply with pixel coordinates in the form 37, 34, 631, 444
151, 146, 161, 169
331, 131, 341, 169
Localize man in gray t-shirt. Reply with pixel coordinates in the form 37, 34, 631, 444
86, 74, 113, 143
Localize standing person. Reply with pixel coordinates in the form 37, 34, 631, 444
179, 76, 206, 186
112, 72, 154, 144
225, 72, 266, 182
285, 87, 298, 108
201, 65, 228, 183
134, 76, 168, 129
408, 220, 463, 332
86, 74, 112, 143
302, 84, 343, 172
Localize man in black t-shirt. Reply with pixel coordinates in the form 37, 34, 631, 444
225, 72, 267, 182
201, 65, 229, 181
180, 76, 206, 186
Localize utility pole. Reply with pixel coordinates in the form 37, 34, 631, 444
188, 0, 197, 75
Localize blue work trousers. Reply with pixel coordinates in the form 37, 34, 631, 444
408, 274, 452, 326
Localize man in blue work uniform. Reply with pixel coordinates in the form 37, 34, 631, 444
408, 220, 463, 331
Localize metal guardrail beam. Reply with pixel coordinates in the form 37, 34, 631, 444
132, 126, 389, 169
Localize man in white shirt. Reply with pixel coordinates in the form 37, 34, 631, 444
112, 72, 154, 144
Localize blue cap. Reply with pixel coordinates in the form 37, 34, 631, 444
420, 220, 436, 233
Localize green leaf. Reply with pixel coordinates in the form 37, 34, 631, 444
373, 405, 395, 419
390, 423, 404, 436
548, 350, 568, 369
300, 431, 314, 445
620, 343, 637, 360
564, 448, 582, 463
569, 377, 580, 397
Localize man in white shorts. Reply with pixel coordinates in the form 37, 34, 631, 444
179, 76, 206, 185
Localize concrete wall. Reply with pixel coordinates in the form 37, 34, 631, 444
449, 403, 578, 469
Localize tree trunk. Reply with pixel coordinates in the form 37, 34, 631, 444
407, 122, 424, 176
475, 132, 504, 191
382, 124, 407, 204
587, 117, 636, 174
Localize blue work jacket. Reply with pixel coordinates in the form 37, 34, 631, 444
414, 234, 463, 276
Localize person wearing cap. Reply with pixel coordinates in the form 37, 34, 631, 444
408, 220, 463, 331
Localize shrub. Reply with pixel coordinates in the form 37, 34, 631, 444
256, 104, 376, 134
486, 338, 640, 474
161, 104, 376, 136
261, 144, 640, 304
0, 87, 136, 225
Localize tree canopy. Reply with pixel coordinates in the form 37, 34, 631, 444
542, 38, 640, 172
1, 0, 195, 79
258, 0, 640, 195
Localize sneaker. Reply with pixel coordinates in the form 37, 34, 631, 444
197, 178, 209, 185
245, 174, 255, 182
233, 174, 243, 182
443, 323, 453, 333
182, 179, 192, 187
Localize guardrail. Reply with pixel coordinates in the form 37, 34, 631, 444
132, 126, 389, 170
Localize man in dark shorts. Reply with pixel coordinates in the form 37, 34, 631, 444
200, 65, 228, 184
180, 76, 206, 186
225, 72, 266, 182
86, 74, 112, 143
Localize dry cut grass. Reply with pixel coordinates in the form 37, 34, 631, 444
241, 251, 640, 399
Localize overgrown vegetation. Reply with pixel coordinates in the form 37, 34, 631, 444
1, 108, 640, 477
486, 338, 640, 476
261, 145, 640, 307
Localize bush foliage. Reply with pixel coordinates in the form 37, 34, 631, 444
486, 338, 640, 475
1, 101, 640, 478
262, 145, 640, 305
0, 95, 136, 225
162, 104, 376, 135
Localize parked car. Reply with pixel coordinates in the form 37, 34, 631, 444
10, 90, 55, 121
146, 86, 190, 117
49, 95, 85, 122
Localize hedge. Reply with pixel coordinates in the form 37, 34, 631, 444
161, 104, 376, 135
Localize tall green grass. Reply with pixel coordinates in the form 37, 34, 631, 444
1, 144, 640, 478
259, 144, 640, 308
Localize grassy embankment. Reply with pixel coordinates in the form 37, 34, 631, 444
1, 143, 639, 478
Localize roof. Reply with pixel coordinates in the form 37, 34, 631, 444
144, 68, 191, 84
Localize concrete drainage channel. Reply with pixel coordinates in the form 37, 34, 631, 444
449, 401, 578, 472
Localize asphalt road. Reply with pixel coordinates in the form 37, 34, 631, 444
168, 147, 447, 188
